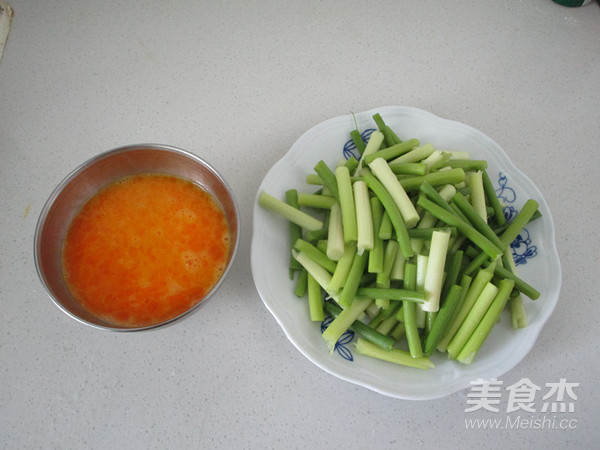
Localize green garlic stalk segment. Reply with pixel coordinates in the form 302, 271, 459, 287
378, 209, 393, 240
337, 251, 369, 308
307, 272, 325, 322
462, 198, 541, 277
293, 238, 337, 274
376, 315, 400, 336
374, 239, 398, 309
313, 160, 340, 202
362, 138, 420, 165
326, 203, 345, 261
452, 191, 506, 251
368, 197, 385, 273
328, 242, 356, 293
373, 113, 400, 147
402, 262, 423, 358
436, 263, 495, 353
424, 284, 463, 356
509, 296, 528, 329
259, 191, 323, 231
285, 189, 303, 275
292, 250, 337, 302
354, 130, 384, 175
456, 279, 515, 364
335, 165, 358, 243
362, 172, 414, 259
355, 338, 434, 370
398, 168, 466, 192
390, 321, 406, 341
378, 240, 399, 287
368, 157, 420, 228
446, 281, 499, 359
444, 159, 488, 172
293, 267, 308, 298
501, 247, 528, 328
353, 180, 374, 255
324, 301, 394, 351
356, 287, 426, 303
322, 297, 373, 352
387, 162, 427, 176
258, 111, 542, 369
482, 169, 506, 226
493, 264, 540, 300
499, 199, 540, 247
468, 170, 487, 221
297, 193, 336, 209
422, 230, 451, 312
350, 129, 366, 155
389, 246, 406, 281
389, 143, 435, 165
417, 196, 503, 260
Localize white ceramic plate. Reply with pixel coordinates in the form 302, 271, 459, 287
251, 106, 561, 400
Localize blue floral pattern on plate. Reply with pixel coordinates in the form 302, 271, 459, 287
320, 317, 354, 361
342, 128, 376, 161
496, 171, 538, 266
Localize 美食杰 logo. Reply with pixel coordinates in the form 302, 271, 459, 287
464, 378, 579, 430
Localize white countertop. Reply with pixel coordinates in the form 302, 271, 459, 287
1, 1, 599, 448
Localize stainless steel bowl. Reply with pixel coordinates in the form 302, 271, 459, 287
34, 144, 240, 331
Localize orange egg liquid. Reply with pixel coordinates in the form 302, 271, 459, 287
62, 173, 230, 327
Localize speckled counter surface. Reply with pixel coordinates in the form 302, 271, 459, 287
1, 1, 599, 448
